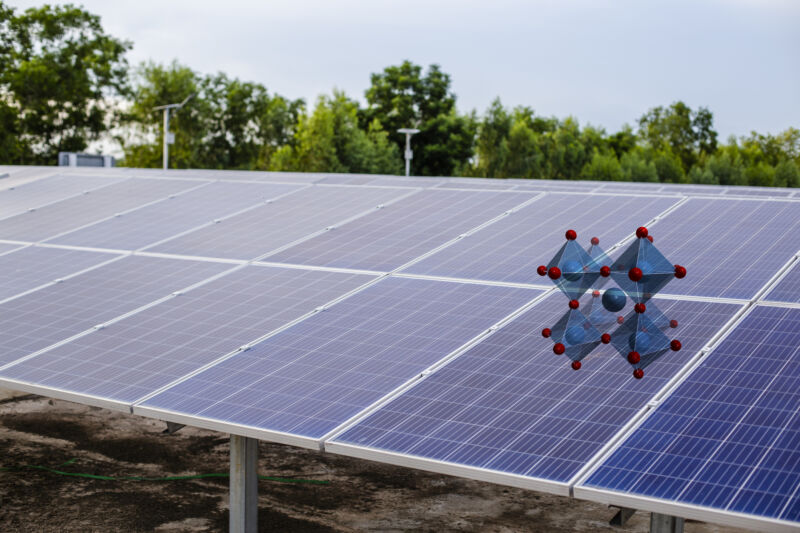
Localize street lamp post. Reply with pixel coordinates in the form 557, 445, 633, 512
153, 93, 195, 170
397, 128, 420, 177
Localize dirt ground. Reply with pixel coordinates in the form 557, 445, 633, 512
0, 395, 749, 533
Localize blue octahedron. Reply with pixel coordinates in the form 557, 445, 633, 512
537, 227, 686, 379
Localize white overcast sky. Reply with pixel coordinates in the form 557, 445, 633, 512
8, 0, 800, 139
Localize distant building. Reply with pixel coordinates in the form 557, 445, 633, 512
58, 152, 115, 168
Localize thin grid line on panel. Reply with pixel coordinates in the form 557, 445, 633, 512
0, 265, 374, 405
268, 189, 535, 271
138, 277, 540, 441
0, 246, 125, 303
149, 185, 418, 260
403, 193, 681, 284
0, 174, 126, 220
762, 255, 800, 304
0, 178, 198, 242
331, 293, 741, 483
581, 305, 800, 523
48, 181, 302, 251
632, 198, 800, 300
0, 255, 230, 369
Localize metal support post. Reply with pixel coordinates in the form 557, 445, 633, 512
230, 435, 258, 533
609, 506, 636, 526
162, 108, 170, 170
650, 513, 684, 533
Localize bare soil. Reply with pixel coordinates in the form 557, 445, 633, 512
0, 395, 747, 532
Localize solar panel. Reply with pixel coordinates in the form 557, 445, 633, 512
576, 305, 800, 530
315, 175, 377, 185
0, 178, 198, 242
0, 242, 22, 255
47, 181, 301, 250
0, 246, 122, 301
0, 265, 372, 408
436, 182, 518, 190
328, 292, 740, 492
725, 188, 794, 198
149, 185, 410, 260
404, 193, 680, 283
628, 198, 800, 299
136, 277, 541, 447
268, 189, 534, 271
0, 255, 228, 368
763, 261, 800, 304
0, 173, 124, 219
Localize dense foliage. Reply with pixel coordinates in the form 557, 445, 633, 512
1, 3, 798, 186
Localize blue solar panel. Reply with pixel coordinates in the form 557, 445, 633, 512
0, 255, 228, 368
581, 305, 800, 525
0, 246, 122, 301
0, 174, 124, 219
0, 178, 197, 242
625, 198, 800, 299
330, 292, 740, 485
0, 242, 22, 255
763, 261, 800, 304
0, 265, 372, 405
404, 194, 679, 283
48, 181, 300, 250
269, 189, 534, 271
137, 277, 540, 442
436, 182, 518, 190
150, 186, 409, 260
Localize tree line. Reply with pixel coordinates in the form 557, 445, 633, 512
1, 3, 798, 187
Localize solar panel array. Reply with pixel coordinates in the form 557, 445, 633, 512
1, 165, 798, 531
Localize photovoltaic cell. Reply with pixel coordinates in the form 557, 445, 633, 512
150, 185, 408, 260
763, 262, 800, 304
0, 178, 197, 242
0, 255, 228, 367
138, 277, 540, 440
0, 246, 122, 301
725, 188, 794, 198
269, 189, 533, 271
582, 305, 800, 524
0, 243, 22, 255
436, 182, 518, 190
332, 292, 740, 483
49, 181, 300, 250
315, 175, 376, 185
404, 193, 679, 283
629, 198, 800, 299
0, 266, 372, 404
0, 174, 123, 218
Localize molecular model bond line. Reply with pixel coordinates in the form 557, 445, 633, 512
538, 227, 686, 379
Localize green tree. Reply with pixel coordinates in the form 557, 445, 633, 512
620, 149, 658, 182
271, 91, 401, 174
581, 150, 623, 181
0, 3, 130, 164
652, 149, 686, 183
774, 160, 799, 188
638, 101, 718, 171
705, 148, 746, 186
745, 161, 775, 187
363, 60, 473, 176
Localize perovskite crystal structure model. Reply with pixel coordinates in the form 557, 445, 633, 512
537, 227, 685, 379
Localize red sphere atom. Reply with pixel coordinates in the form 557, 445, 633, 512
617, 315, 625, 324
548, 266, 561, 280
537, 265, 547, 276
565, 229, 577, 240
647, 235, 654, 243
542, 328, 552, 338
601, 333, 611, 344
633, 368, 644, 379
670, 319, 678, 328
591, 236, 600, 246
553, 343, 566, 355
568, 299, 580, 309
600, 265, 611, 277
628, 351, 641, 364
674, 265, 687, 279
671, 339, 682, 351
634, 303, 646, 314
571, 360, 581, 370
592, 290, 600, 298
636, 226, 649, 239
629, 267, 643, 282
